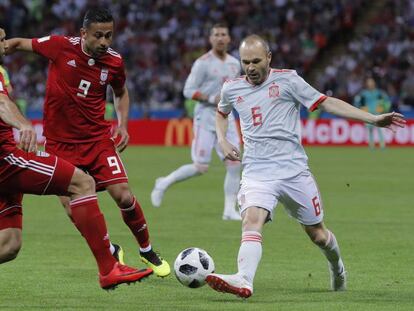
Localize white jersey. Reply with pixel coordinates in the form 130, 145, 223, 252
184, 50, 241, 131
218, 69, 327, 181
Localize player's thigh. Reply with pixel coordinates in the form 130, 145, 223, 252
85, 139, 128, 191
0, 193, 23, 231
215, 120, 241, 160
238, 178, 279, 222
191, 126, 216, 164
279, 170, 324, 226
2, 149, 74, 196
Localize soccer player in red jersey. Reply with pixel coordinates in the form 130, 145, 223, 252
6, 8, 170, 277
0, 27, 152, 289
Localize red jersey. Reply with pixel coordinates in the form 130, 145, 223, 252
0, 72, 15, 155
32, 35, 126, 143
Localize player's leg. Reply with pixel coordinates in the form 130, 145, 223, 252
3, 149, 152, 288
151, 126, 216, 207
367, 124, 375, 149
0, 193, 23, 264
57, 194, 124, 264
279, 170, 346, 291
65, 168, 153, 288
215, 119, 242, 220
206, 179, 276, 298
106, 182, 170, 277
377, 127, 386, 149
302, 222, 346, 291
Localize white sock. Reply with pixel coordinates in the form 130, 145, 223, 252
237, 231, 262, 285
161, 164, 200, 189
319, 230, 344, 274
223, 162, 241, 215
109, 243, 115, 255
140, 244, 152, 253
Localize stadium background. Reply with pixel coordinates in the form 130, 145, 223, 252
0, 1, 413, 310
2, 0, 414, 146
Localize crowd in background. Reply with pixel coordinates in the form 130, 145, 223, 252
314, 0, 414, 112
1, 0, 412, 117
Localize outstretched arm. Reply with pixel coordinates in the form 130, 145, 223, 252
6, 38, 33, 54
112, 85, 130, 152
320, 97, 406, 131
0, 94, 36, 152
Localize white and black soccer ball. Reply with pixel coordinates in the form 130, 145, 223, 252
174, 247, 215, 288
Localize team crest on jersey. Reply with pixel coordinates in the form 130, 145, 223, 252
100, 68, 109, 85
269, 84, 279, 98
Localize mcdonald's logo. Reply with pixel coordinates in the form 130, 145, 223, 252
165, 118, 193, 146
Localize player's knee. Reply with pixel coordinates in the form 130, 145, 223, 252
195, 163, 209, 174
111, 186, 133, 208
71, 170, 96, 196
307, 228, 329, 247
242, 210, 262, 231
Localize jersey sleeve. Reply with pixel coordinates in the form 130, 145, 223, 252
110, 58, 126, 91
0, 72, 9, 96
183, 59, 206, 99
287, 71, 327, 111
32, 35, 66, 61
217, 82, 232, 117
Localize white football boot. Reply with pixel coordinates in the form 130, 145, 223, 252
206, 273, 253, 298
151, 177, 167, 208
330, 264, 347, 291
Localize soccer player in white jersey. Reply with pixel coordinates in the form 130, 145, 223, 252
151, 24, 242, 220
206, 35, 406, 298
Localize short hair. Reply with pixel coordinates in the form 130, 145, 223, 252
240, 34, 270, 54
210, 23, 229, 35
83, 8, 113, 28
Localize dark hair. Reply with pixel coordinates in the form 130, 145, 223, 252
210, 23, 229, 35
83, 8, 113, 28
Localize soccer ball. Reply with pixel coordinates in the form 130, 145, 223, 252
174, 247, 215, 288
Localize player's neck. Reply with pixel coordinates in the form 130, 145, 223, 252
212, 49, 227, 61
81, 39, 99, 58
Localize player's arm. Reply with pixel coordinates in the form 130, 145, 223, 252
183, 60, 218, 105
319, 97, 406, 131
216, 85, 240, 161
5, 38, 33, 54
112, 85, 130, 152
0, 94, 36, 152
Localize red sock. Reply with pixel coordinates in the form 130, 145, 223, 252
70, 195, 116, 275
120, 197, 150, 249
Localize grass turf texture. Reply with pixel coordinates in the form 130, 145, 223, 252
1, 146, 412, 310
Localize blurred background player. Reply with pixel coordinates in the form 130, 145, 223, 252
354, 77, 391, 149
0, 27, 152, 289
6, 8, 170, 277
206, 35, 406, 298
151, 24, 242, 220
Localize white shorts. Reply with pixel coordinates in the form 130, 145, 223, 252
191, 121, 240, 164
238, 170, 324, 225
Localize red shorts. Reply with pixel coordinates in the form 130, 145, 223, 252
45, 138, 128, 191
0, 148, 75, 230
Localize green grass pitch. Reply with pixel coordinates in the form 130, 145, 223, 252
1, 146, 413, 310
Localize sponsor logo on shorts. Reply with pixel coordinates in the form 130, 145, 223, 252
36, 151, 50, 157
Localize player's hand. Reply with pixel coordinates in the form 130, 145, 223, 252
112, 126, 130, 152
373, 112, 406, 132
19, 123, 37, 153
219, 139, 241, 161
